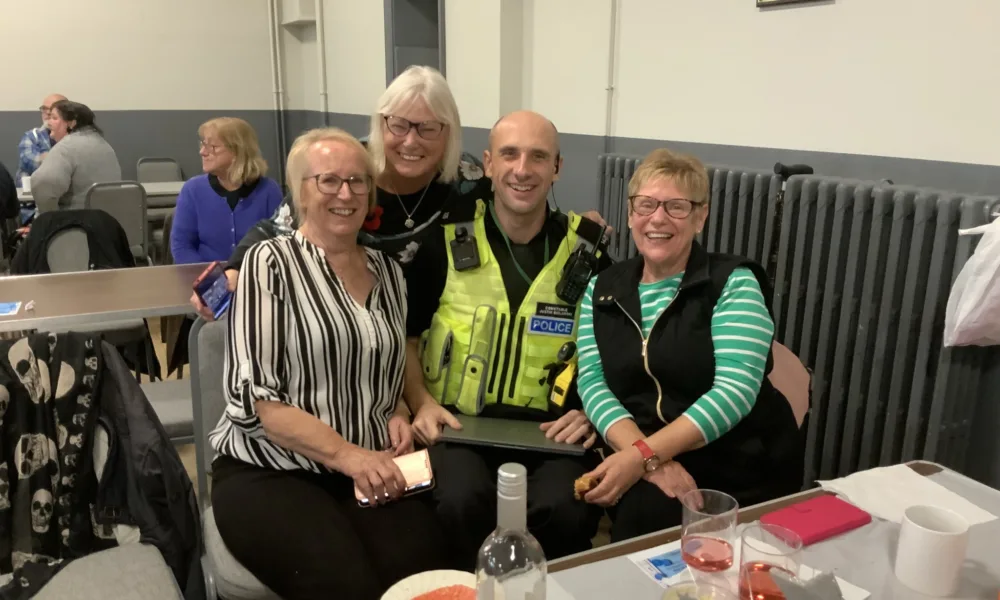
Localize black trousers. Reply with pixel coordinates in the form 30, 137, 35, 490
211, 455, 458, 600
428, 443, 603, 568
608, 437, 805, 543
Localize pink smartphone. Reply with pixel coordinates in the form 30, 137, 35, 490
354, 449, 434, 507
760, 495, 872, 546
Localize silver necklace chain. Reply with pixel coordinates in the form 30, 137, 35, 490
393, 183, 432, 229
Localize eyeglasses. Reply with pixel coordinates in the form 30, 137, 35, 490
629, 195, 702, 218
383, 115, 445, 140
305, 172, 371, 196
39, 105, 52, 114
199, 140, 223, 154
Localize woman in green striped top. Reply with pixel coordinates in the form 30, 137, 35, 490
575, 149, 803, 542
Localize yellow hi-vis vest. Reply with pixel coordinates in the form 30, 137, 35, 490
419, 200, 599, 416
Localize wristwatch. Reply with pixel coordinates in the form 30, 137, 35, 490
632, 440, 661, 472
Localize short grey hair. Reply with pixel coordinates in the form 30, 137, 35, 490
286, 128, 376, 220
368, 65, 463, 184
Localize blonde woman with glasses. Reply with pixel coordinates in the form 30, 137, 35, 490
170, 117, 282, 264
209, 128, 456, 599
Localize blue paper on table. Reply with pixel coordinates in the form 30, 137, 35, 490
0, 303, 21, 317
640, 548, 687, 581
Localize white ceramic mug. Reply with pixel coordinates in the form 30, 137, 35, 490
894, 505, 969, 596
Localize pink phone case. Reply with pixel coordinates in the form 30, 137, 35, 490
760, 495, 871, 546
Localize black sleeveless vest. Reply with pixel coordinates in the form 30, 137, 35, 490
591, 242, 802, 497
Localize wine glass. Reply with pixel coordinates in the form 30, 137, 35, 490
681, 489, 738, 572
738, 523, 803, 600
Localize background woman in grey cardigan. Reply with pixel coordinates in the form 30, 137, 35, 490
31, 100, 121, 212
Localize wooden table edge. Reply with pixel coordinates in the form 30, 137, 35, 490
548, 460, 944, 573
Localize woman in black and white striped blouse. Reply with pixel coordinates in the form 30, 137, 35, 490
209, 128, 455, 600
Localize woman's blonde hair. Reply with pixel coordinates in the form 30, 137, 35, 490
286, 128, 377, 220
628, 148, 710, 206
367, 65, 463, 184
198, 117, 268, 185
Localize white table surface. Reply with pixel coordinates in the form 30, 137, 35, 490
0, 263, 205, 332
16, 180, 183, 201
142, 181, 184, 196
549, 463, 1000, 599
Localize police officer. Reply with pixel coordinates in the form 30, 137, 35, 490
403, 110, 609, 564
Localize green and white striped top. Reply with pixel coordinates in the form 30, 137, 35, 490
577, 267, 774, 443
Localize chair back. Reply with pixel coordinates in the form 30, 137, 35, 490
86, 181, 148, 259
46, 228, 90, 273
161, 209, 176, 265
137, 157, 183, 183
189, 318, 228, 510
769, 341, 810, 428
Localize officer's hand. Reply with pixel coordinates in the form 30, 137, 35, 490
540, 409, 597, 448
412, 401, 461, 447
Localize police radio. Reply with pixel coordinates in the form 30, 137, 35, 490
555, 225, 608, 304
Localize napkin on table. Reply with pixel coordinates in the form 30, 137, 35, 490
817, 464, 997, 525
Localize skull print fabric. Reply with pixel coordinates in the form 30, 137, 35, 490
0, 333, 102, 597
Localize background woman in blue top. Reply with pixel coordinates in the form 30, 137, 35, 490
170, 117, 283, 264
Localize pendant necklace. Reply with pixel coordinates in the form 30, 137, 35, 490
394, 183, 431, 229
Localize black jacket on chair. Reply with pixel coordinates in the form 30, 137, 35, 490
590, 242, 803, 502
11, 209, 134, 275
0, 334, 200, 599
0, 162, 16, 220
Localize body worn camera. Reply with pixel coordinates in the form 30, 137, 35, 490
450, 226, 481, 271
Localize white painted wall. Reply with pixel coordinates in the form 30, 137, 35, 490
447, 0, 1000, 165
446, 0, 504, 128
279, 0, 387, 116
522, 0, 612, 137
319, 0, 387, 115
0, 0, 274, 111
613, 0, 1000, 165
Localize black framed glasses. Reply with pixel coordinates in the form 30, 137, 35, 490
629, 195, 702, 218
383, 115, 445, 140
305, 172, 371, 195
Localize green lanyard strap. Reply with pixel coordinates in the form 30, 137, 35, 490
488, 201, 549, 286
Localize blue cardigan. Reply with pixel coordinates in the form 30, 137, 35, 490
170, 175, 283, 264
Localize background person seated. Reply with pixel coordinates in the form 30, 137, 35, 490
404, 110, 608, 565
577, 149, 804, 542
191, 65, 492, 318
208, 128, 455, 600
30, 100, 121, 213
15, 93, 64, 187
170, 117, 282, 264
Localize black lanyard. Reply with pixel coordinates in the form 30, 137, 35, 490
488, 201, 549, 286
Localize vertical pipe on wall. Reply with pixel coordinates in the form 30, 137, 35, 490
438, 0, 447, 76
267, 0, 287, 182
602, 0, 620, 154
384, 0, 396, 85
315, 0, 330, 124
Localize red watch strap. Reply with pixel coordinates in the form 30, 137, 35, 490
632, 439, 655, 460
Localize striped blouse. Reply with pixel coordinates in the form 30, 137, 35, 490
209, 231, 408, 472
577, 267, 774, 443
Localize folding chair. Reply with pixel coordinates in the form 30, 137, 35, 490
85, 181, 151, 264
189, 319, 280, 600
137, 157, 183, 183
45, 226, 156, 381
